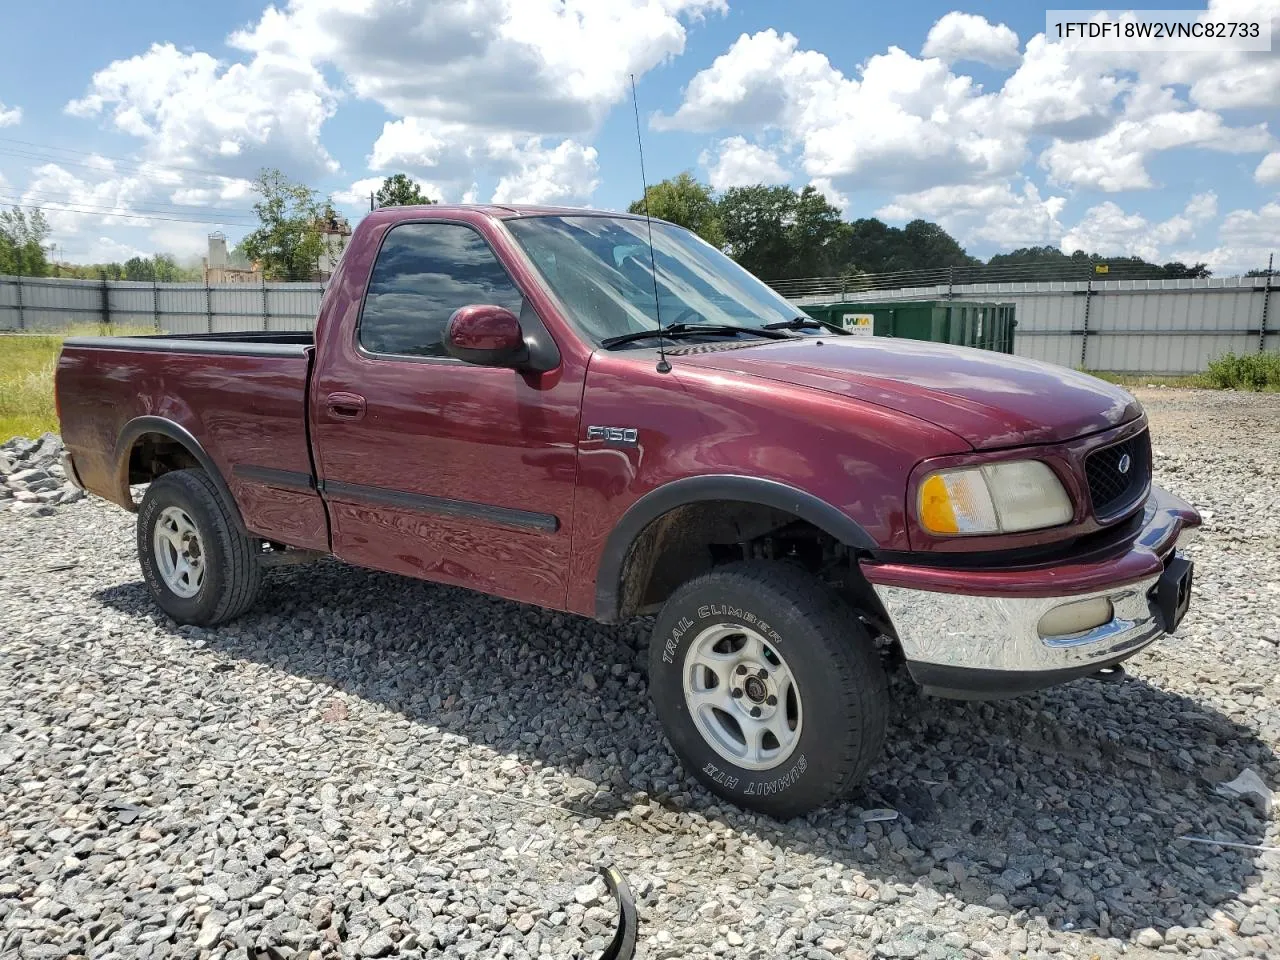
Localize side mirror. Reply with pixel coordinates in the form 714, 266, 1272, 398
444, 304, 529, 367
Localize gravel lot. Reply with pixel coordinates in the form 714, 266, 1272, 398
2, 388, 1279, 960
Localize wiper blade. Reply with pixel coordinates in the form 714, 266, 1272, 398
762, 316, 850, 334
600, 323, 792, 349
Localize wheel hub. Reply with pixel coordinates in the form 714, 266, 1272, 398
153, 505, 206, 599
682, 623, 803, 771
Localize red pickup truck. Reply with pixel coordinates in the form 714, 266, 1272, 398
56, 205, 1199, 817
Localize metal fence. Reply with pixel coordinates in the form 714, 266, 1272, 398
2, 266, 1276, 374
788, 275, 1275, 374
0, 275, 323, 334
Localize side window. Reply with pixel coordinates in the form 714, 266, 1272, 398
359, 222, 524, 358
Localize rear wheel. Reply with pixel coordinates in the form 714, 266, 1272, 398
648, 561, 888, 818
137, 469, 262, 625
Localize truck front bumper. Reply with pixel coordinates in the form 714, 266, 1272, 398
861, 485, 1200, 698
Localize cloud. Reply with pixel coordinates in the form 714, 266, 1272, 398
18, 160, 248, 263
657, 9, 1275, 199
1169, 200, 1280, 274
169, 178, 255, 207
1041, 101, 1273, 192
1060, 192, 1220, 261
332, 177, 383, 208
921, 12, 1020, 68
66, 41, 338, 178
331, 174, 447, 208
0, 101, 20, 127
232, 0, 724, 135
699, 136, 789, 190
1257, 152, 1280, 185
878, 180, 1067, 247
368, 121, 601, 203
489, 139, 599, 205
369, 119, 488, 184
1215, 201, 1280, 269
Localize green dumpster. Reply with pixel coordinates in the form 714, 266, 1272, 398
804, 300, 1016, 354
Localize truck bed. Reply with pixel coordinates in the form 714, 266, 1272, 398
56, 332, 328, 552
62, 331, 314, 356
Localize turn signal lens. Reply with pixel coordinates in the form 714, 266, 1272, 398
919, 469, 998, 534
917, 461, 1072, 536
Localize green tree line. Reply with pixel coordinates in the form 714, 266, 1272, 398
630, 173, 1213, 281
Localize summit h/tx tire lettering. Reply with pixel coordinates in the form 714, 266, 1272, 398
648, 560, 888, 819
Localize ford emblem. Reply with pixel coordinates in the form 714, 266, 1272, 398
1117, 453, 1132, 475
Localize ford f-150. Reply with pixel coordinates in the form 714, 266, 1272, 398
55, 204, 1199, 817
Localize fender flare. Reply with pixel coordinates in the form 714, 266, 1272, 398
593, 475, 879, 621
113, 416, 248, 532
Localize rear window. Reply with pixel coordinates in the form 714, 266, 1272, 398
359, 222, 524, 358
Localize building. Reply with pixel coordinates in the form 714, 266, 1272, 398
202, 232, 260, 284
317, 211, 352, 279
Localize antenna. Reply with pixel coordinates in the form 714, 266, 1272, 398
630, 74, 671, 375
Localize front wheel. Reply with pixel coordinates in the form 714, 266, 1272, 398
137, 469, 262, 626
648, 561, 888, 818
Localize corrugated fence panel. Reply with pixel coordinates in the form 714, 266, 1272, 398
106, 281, 158, 331
155, 284, 208, 335
208, 285, 268, 333
0, 278, 18, 330
266, 283, 323, 332
2, 277, 106, 331
793, 275, 1274, 373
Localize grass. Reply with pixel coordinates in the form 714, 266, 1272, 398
0, 325, 154, 441
1085, 371, 1209, 389
1203, 351, 1280, 391
1088, 353, 1280, 392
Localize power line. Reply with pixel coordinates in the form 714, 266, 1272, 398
0, 136, 257, 185
0, 147, 253, 192
11, 187, 255, 220
0, 194, 256, 227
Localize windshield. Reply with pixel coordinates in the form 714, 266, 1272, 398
505, 215, 802, 345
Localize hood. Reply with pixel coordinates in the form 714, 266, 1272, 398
678, 337, 1142, 449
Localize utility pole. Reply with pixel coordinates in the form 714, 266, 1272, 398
370, 192, 375, 213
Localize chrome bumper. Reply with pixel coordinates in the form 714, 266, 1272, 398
866, 486, 1198, 698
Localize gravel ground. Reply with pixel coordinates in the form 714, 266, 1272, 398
1, 388, 1279, 960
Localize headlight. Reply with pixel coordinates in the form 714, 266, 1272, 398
918, 460, 1072, 535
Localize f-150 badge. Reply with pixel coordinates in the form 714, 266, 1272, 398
587, 426, 639, 445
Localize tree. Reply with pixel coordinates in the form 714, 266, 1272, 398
1159, 260, 1211, 279
628, 172, 724, 247
901, 219, 979, 269
717, 185, 797, 279
376, 173, 435, 208
989, 246, 1212, 279
119, 253, 191, 282
123, 256, 151, 281
717, 184, 853, 280
0, 206, 50, 276
839, 217, 977, 274
843, 218, 909, 274
788, 186, 852, 278
240, 169, 327, 280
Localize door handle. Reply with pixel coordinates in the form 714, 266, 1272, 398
326, 392, 366, 421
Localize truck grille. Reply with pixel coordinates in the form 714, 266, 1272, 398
1085, 429, 1151, 520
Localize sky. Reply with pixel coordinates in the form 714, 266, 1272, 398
0, 0, 1276, 273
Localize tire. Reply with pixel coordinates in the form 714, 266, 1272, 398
648, 561, 887, 819
137, 468, 262, 626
